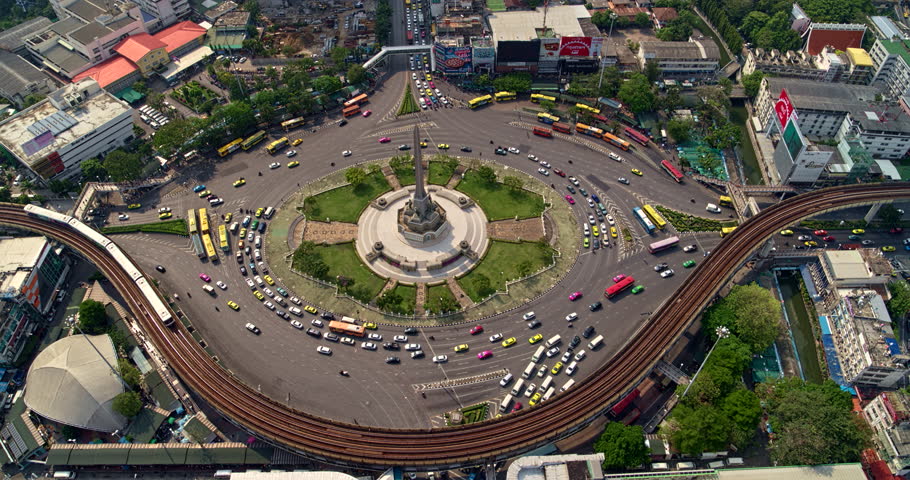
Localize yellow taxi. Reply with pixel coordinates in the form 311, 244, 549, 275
237, 239, 244, 249
239, 227, 247, 238
592, 225, 599, 237
780, 229, 794, 236
292, 138, 303, 146
287, 161, 300, 168
610, 226, 618, 238
263, 275, 274, 285
159, 212, 172, 220
804, 240, 818, 247
304, 305, 318, 314
501, 337, 517, 348
227, 301, 239, 310
128, 203, 142, 209
197, 190, 210, 197
364, 322, 378, 330
454, 344, 469, 353
529, 392, 542, 407
437, 143, 450, 149
425, 74, 432, 81
882, 245, 897, 252
233, 178, 246, 187
253, 290, 265, 301
225, 213, 233, 222
528, 334, 543, 344
255, 208, 264, 218
631, 168, 643, 176
551, 362, 564, 375
419, 141, 428, 148
852, 229, 866, 235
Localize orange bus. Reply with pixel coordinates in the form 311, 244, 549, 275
342, 105, 361, 117
344, 94, 368, 108
329, 320, 365, 337
552, 122, 571, 134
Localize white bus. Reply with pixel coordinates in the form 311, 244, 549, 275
531, 346, 546, 363
545, 334, 561, 348
522, 362, 536, 379
510, 378, 525, 396
499, 394, 514, 412
560, 379, 575, 392
542, 386, 556, 401
539, 375, 554, 393
587, 334, 604, 350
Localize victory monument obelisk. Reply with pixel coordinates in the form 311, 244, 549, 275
398, 126, 448, 243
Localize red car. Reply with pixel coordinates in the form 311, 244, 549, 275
379, 137, 391, 143
569, 291, 583, 301
553, 168, 566, 177
612, 274, 626, 283
823, 235, 835, 242
891, 227, 904, 234
512, 402, 523, 412
477, 350, 493, 359
564, 195, 575, 205
813, 230, 828, 236
469, 325, 484, 335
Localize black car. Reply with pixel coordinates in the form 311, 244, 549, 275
339, 119, 348, 127
239, 266, 247, 276
589, 301, 602, 311
495, 147, 507, 155
653, 263, 669, 272
460, 146, 472, 152
155, 265, 166, 273
527, 319, 541, 329
582, 326, 595, 338
386, 356, 401, 364
306, 328, 321, 338
383, 342, 400, 351
566, 185, 576, 194
404, 327, 418, 335
570, 335, 581, 348
321, 312, 335, 320
258, 222, 267, 233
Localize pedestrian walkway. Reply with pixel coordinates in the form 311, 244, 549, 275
382, 165, 401, 190
487, 218, 545, 242
445, 165, 466, 189
447, 277, 474, 309
379, 278, 398, 296
302, 220, 358, 244
415, 283, 426, 315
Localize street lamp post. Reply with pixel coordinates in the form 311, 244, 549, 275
681, 326, 730, 398
597, 13, 617, 91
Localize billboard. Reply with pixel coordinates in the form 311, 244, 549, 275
774, 89, 795, 129
539, 38, 560, 60
559, 37, 593, 57
497, 40, 539, 62
782, 118, 806, 160
434, 43, 473, 74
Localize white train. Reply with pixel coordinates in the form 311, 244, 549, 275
24, 204, 174, 326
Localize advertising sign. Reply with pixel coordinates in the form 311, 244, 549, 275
434, 43, 473, 74
782, 118, 806, 160
558, 37, 593, 57
774, 89, 795, 128
539, 38, 560, 60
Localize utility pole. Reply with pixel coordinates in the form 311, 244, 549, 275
597, 13, 617, 91
681, 326, 730, 398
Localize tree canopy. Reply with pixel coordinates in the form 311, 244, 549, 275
492, 73, 533, 93
618, 74, 656, 113
593, 422, 650, 470
314, 75, 343, 95
103, 150, 143, 182
78, 299, 108, 334
741, 71, 765, 98
112, 391, 142, 417
703, 283, 780, 352
667, 118, 695, 143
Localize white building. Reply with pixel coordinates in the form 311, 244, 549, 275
507, 453, 605, 480
0, 78, 134, 181
131, 0, 190, 31
637, 40, 720, 77
870, 37, 910, 100
863, 390, 910, 473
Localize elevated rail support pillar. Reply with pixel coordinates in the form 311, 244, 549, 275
864, 202, 884, 224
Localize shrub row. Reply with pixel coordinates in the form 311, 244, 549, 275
102, 219, 188, 236
655, 206, 733, 232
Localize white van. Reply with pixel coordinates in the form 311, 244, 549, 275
521, 361, 536, 379
531, 345, 546, 363
263, 206, 275, 219
53, 472, 76, 480
255, 235, 261, 248
587, 334, 604, 350
229, 222, 239, 233
499, 373, 513, 387
560, 379, 575, 392
541, 386, 556, 401
539, 375, 554, 393
510, 378, 525, 396
706, 203, 721, 213
202, 285, 215, 295
499, 394, 513, 413
545, 334, 561, 348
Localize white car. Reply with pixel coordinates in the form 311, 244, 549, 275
264, 301, 275, 310
263, 288, 274, 298
561, 351, 572, 363
367, 333, 383, 341
405, 343, 421, 351
574, 350, 586, 361
285, 150, 297, 157
269, 162, 281, 169
524, 383, 537, 397
216, 281, 227, 290
566, 362, 577, 376
600, 223, 607, 232
245, 278, 255, 289
118, 214, 129, 221
158, 207, 171, 214
565, 312, 578, 322
341, 337, 356, 346
607, 215, 615, 225
523, 311, 536, 320
683, 244, 698, 252
587, 198, 595, 208
527, 154, 537, 161
432, 354, 448, 363
568, 176, 580, 186
537, 365, 548, 377
489, 333, 504, 343
361, 342, 378, 351
508, 147, 520, 154
342, 150, 352, 157
412, 72, 417, 80
588, 215, 596, 225
539, 161, 551, 168
317, 346, 332, 355
609, 152, 622, 162
537, 168, 549, 176
546, 347, 560, 358
311, 319, 324, 327
661, 269, 675, 278
393, 335, 408, 342
290, 320, 304, 330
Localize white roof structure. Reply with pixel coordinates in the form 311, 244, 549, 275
487, 5, 589, 42
824, 250, 873, 281
716, 463, 865, 480
23, 334, 126, 432
0, 237, 47, 298
230, 472, 361, 480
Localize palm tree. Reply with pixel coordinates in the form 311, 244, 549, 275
19, 178, 34, 193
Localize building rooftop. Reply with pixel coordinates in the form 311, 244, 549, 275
71, 55, 138, 88
652, 7, 678, 22
41, 43, 90, 77
0, 52, 55, 97
488, 5, 589, 42
843, 290, 901, 367
64, 0, 106, 22
213, 10, 250, 28
846, 47, 873, 67
824, 250, 873, 280
507, 453, 605, 480
0, 79, 130, 168
0, 17, 53, 51
805, 23, 866, 56
715, 464, 865, 480
69, 21, 114, 46
640, 40, 721, 60
871, 15, 906, 40
204, 0, 238, 20
0, 237, 48, 298
48, 16, 88, 37
114, 34, 166, 63
152, 21, 207, 53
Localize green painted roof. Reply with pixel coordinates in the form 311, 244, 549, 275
47, 443, 273, 466
144, 370, 179, 411
127, 444, 183, 464
181, 417, 214, 444
880, 38, 910, 67
125, 408, 167, 444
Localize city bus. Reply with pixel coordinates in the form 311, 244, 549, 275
605, 276, 635, 298
201, 233, 218, 262
592, 113, 609, 125
632, 207, 656, 234
494, 91, 517, 102
342, 105, 361, 117
530, 93, 556, 103
242, 130, 267, 150
537, 112, 560, 124
720, 226, 737, 237
648, 236, 679, 254
533, 127, 553, 138
468, 95, 493, 109
642, 205, 667, 230
343, 93, 368, 108
198, 208, 210, 234
266, 137, 289, 154
718, 196, 733, 207
552, 122, 572, 134
281, 117, 305, 131
575, 123, 603, 138
187, 209, 197, 235
575, 103, 601, 115
660, 160, 684, 183
602, 132, 631, 151
217, 138, 243, 157
191, 234, 205, 259
217, 224, 229, 252
329, 320, 365, 337
406, 31, 413, 43
624, 127, 650, 147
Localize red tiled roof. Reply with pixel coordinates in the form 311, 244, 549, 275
114, 34, 166, 63
72, 56, 137, 88
868, 460, 895, 480
611, 6, 648, 16
652, 7, 678, 22
152, 21, 207, 53
806, 25, 865, 55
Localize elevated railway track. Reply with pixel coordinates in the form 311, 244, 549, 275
3, 183, 909, 468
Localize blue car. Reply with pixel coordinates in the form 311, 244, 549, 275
193, 184, 206, 193
591, 194, 600, 202
248, 262, 257, 273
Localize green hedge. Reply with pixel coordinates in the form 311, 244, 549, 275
655, 206, 736, 232
460, 402, 489, 424
102, 219, 188, 236
397, 84, 420, 116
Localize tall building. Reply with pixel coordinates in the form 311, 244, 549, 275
0, 78, 134, 181
637, 40, 720, 77
863, 390, 910, 473
0, 236, 69, 366
742, 46, 873, 85
870, 37, 910, 99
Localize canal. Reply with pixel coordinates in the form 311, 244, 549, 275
776, 270, 825, 384
730, 101, 764, 185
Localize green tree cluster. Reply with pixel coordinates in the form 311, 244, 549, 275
118, 359, 142, 389
492, 73, 532, 93
667, 118, 695, 143
618, 74, 656, 113
103, 150, 143, 182
112, 391, 142, 417
375, 0, 392, 44
741, 11, 802, 52
692, 0, 742, 55
703, 283, 781, 352
593, 422, 650, 470
887, 280, 910, 321
78, 299, 108, 334
291, 241, 330, 280
565, 69, 623, 98
656, 10, 699, 41
740, 71, 765, 98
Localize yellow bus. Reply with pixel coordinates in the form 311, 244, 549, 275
187, 209, 197, 234
281, 117, 305, 131
217, 138, 244, 157
468, 95, 493, 109
217, 224, 229, 252
530, 93, 556, 103
201, 233, 218, 262
266, 137, 289, 154
642, 205, 667, 230
198, 207, 210, 234
495, 91, 517, 101
537, 112, 560, 124
241, 130, 267, 150
720, 226, 737, 237
718, 195, 733, 207
575, 103, 601, 115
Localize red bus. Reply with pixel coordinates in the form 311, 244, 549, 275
406, 31, 414, 43
609, 388, 640, 417
605, 276, 635, 298
660, 160, 684, 183
533, 126, 552, 138
593, 114, 609, 124
624, 127, 650, 146
329, 321, 365, 337
342, 105, 361, 117
602, 132, 630, 151
552, 122, 571, 134
648, 236, 679, 253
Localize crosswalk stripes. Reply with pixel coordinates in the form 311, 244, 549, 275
411, 368, 509, 391
429, 414, 447, 428
593, 191, 643, 260
370, 122, 438, 138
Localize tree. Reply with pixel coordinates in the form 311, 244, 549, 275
656, 17, 693, 41
426, 294, 459, 313
81, 157, 107, 182
633, 11, 651, 27
667, 403, 731, 455
644, 61, 661, 83
314, 75, 343, 94
704, 122, 741, 150
740, 11, 770, 40
702, 283, 780, 353
741, 71, 765, 98
22, 94, 46, 108
347, 64, 367, 84
475, 74, 492, 87
331, 46, 351, 67
103, 150, 143, 182
112, 391, 142, 417
492, 73, 532, 93
131, 81, 150, 96
153, 117, 205, 156
473, 274, 494, 298
618, 74, 655, 113
722, 388, 762, 448
502, 175, 523, 190
476, 166, 496, 183
210, 102, 256, 138
667, 118, 695, 143
291, 241, 330, 279
376, 290, 403, 312
78, 299, 108, 334
887, 281, 910, 320
878, 204, 902, 226
345, 166, 367, 186
48, 179, 75, 195
118, 359, 141, 389
242, 0, 260, 19
593, 422, 650, 470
